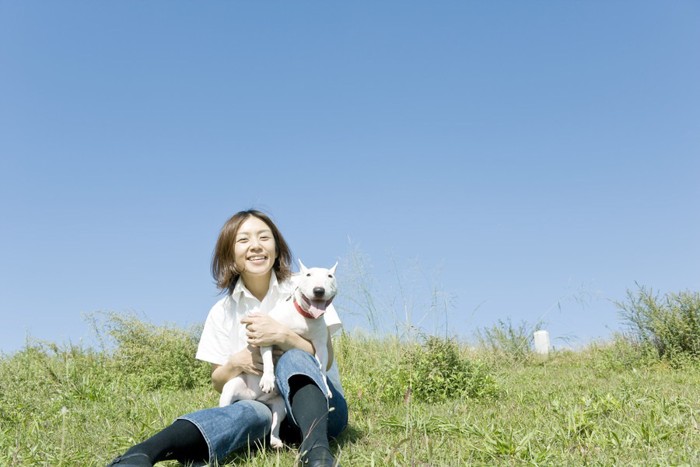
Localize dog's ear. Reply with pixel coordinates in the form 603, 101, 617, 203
329, 262, 338, 275
298, 259, 308, 274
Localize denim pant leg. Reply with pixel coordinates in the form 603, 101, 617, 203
275, 349, 348, 439
177, 400, 271, 464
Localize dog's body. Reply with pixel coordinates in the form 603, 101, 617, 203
219, 260, 338, 448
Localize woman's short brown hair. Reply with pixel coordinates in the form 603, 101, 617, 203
211, 209, 293, 295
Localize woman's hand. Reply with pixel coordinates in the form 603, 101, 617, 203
241, 312, 316, 354
211, 344, 285, 393
241, 313, 288, 348
229, 344, 265, 376
211, 345, 262, 393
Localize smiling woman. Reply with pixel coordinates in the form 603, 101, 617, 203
107, 209, 347, 467
212, 210, 293, 301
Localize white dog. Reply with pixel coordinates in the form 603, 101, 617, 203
219, 260, 338, 448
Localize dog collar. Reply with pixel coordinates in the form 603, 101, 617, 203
293, 299, 316, 319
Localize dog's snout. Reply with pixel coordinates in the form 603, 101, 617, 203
313, 287, 325, 298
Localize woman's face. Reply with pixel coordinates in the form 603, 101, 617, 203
234, 215, 278, 281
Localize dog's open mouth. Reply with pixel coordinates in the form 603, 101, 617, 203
301, 295, 333, 319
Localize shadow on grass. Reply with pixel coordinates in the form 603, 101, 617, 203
333, 423, 364, 447
222, 423, 365, 465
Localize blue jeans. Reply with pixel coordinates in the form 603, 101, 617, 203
178, 349, 348, 464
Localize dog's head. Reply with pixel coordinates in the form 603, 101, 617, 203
294, 259, 338, 319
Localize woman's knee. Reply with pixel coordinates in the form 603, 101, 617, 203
276, 348, 319, 377
275, 349, 327, 402
328, 384, 348, 438
237, 400, 274, 427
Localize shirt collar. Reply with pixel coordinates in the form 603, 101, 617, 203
230, 271, 283, 303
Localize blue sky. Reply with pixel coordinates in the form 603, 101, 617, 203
1, 1, 698, 354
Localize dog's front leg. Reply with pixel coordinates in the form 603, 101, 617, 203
259, 345, 276, 393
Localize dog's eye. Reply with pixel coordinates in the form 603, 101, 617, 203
306, 273, 311, 277
328, 274, 333, 278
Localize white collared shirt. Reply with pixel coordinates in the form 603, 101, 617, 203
196, 271, 343, 393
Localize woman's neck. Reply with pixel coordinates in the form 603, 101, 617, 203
242, 273, 271, 301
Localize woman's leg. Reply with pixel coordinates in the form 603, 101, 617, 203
108, 400, 272, 466
275, 349, 348, 465
289, 376, 334, 464
108, 419, 207, 466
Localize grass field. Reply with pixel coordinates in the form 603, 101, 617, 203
1, 308, 699, 466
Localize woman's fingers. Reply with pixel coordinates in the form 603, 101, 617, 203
229, 345, 265, 375
241, 314, 284, 347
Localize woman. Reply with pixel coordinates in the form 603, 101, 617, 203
109, 210, 347, 467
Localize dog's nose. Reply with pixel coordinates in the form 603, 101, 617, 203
313, 287, 325, 298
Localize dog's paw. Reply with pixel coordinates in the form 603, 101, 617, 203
260, 373, 276, 393
270, 435, 284, 449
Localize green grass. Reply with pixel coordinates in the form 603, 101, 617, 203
1, 314, 699, 466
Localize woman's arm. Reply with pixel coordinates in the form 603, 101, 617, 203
210, 363, 236, 394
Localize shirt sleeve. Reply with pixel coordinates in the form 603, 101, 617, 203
323, 303, 343, 336
195, 298, 231, 366
324, 304, 345, 396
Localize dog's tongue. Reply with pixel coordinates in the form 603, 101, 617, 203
306, 300, 328, 319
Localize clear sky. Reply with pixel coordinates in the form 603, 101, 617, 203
1, 1, 698, 354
